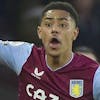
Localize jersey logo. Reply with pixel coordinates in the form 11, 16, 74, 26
69, 79, 84, 98
31, 67, 44, 80
26, 84, 60, 99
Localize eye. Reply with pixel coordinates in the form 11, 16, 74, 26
59, 23, 68, 28
45, 23, 52, 28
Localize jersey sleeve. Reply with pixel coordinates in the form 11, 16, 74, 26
93, 66, 100, 100
0, 40, 33, 75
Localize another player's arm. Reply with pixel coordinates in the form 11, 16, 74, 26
93, 66, 100, 100
0, 40, 33, 75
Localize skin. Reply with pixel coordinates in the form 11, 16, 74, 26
38, 10, 79, 70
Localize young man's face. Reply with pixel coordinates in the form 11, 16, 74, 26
38, 10, 79, 56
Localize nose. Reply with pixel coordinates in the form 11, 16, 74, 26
51, 30, 58, 35
51, 24, 59, 35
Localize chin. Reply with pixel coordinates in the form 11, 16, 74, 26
48, 50, 60, 57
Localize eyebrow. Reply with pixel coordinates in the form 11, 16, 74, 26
44, 17, 69, 21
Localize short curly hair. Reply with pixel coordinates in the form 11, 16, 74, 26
41, 1, 79, 27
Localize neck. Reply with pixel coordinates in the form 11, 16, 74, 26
46, 52, 73, 70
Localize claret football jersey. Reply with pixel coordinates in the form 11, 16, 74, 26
0, 40, 100, 100
18, 46, 99, 100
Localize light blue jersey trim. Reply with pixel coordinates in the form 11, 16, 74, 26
0, 40, 33, 75
93, 66, 100, 100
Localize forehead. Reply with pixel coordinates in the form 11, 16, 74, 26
42, 10, 71, 20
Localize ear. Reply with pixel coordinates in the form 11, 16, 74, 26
37, 26, 42, 39
73, 27, 79, 40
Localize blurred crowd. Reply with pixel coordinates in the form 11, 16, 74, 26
0, 0, 100, 99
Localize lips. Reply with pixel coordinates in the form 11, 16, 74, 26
50, 38, 60, 43
49, 38, 61, 48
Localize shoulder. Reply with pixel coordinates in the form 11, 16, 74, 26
73, 53, 99, 69
93, 66, 100, 100
31, 45, 44, 54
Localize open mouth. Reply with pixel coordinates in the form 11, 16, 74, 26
50, 38, 61, 44
49, 38, 61, 48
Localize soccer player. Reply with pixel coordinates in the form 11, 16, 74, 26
0, 1, 100, 100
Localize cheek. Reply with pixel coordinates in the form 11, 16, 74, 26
63, 33, 69, 40
65, 31, 74, 41
42, 29, 51, 40
41, 33, 49, 44
62, 33, 73, 44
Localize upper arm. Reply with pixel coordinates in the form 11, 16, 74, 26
93, 66, 100, 100
0, 40, 33, 75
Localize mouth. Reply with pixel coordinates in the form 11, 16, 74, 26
49, 38, 61, 49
